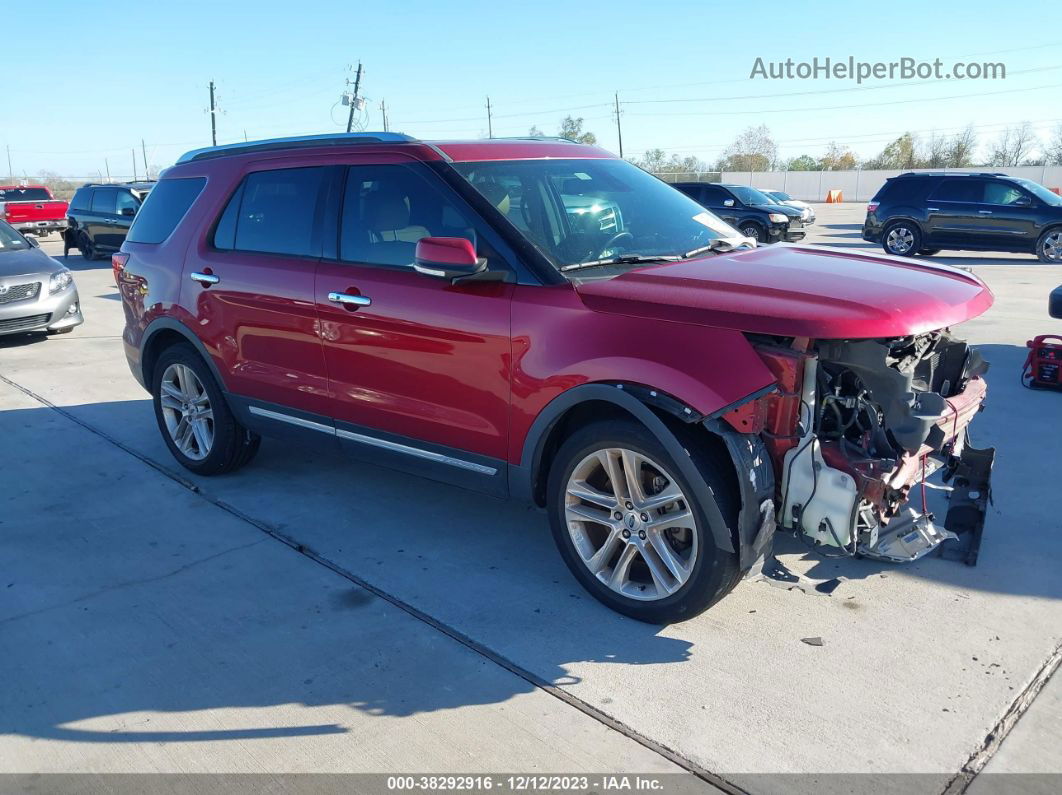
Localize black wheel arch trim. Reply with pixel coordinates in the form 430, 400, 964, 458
512, 382, 738, 556
139, 316, 229, 393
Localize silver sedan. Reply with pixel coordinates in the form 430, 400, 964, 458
0, 220, 83, 337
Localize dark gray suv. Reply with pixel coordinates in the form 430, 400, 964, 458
65, 182, 155, 260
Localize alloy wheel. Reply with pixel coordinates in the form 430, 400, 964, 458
886, 226, 915, 254
564, 447, 697, 601
1042, 231, 1062, 262
159, 363, 214, 461
741, 225, 763, 242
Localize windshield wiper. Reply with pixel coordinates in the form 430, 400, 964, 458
560, 253, 682, 273
682, 239, 750, 259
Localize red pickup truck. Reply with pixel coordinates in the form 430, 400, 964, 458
0, 184, 69, 237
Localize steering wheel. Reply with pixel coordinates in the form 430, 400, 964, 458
595, 231, 634, 259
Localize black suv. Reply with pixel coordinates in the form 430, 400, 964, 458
672, 182, 805, 244
863, 172, 1062, 263
65, 182, 155, 260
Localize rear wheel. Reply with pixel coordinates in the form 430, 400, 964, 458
882, 222, 921, 256
1037, 228, 1062, 264
547, 418, 740, 624
152, 344, 260, 475
78, 232, 100, 261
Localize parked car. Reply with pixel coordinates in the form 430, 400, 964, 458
762, 189, 816, 225
0, 184, 69, 238
672, 182, 806, 243
65, 181, 154, 260
117, 133, 994, 623
863, 171, 1062, 262
0, 219, 83, 337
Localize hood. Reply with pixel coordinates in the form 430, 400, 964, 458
752, 202, 801, 217
574, 244, 994, 339
0, 246, 61, 279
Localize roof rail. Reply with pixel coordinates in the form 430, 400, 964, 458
176, 132, 418, 164
78, 180, 158, 188
897, 171, 1008, 177
498, 136, 582, 143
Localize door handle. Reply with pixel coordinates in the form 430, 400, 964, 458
926, 207, 940, 212
190, 271, 220, 285
978, 210, 993, 215
328, 291, 371, 307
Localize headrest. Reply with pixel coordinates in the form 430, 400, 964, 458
367, 194, 410, 230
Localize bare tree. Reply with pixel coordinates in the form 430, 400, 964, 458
947, 125, 978, 168
989, 122, 1038, 166
527, 125, 545, 138
862, 133, 921, 170
923, 133, 950, 169
718, 125, 777, 171
1045, 124, 1062, 166
633, 149, 712, 180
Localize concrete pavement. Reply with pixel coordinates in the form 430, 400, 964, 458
1, 209, 1060, 790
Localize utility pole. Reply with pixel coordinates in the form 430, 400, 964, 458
105, 158, 111, 183
486, 96, 493, 139
5, 145, 11, 179
208, 80, 218, 146
141, 139, 148, 179
243, 129, 248, 142
380, 99, 389, 132
345, 62, 364, 134
613, 92, 624, 159
132, 148, 138, 182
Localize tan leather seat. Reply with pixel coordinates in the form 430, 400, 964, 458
366, 193, 429, 244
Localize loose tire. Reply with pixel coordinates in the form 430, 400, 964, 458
547, 418, 740, 624
1036, 228, 1062, 264
152, 343, 260, 475
740, 222, 766, 244
882, 222, 921, 257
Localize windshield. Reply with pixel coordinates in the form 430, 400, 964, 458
770, 190, 793, 201
0, 220, 30, 250
0, 187, 51, 202
452, 158, 742, 270
729, 186, 777, 206
1012, 178, 1062, 207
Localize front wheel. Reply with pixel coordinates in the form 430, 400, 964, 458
740, 223, 766, 243
882, 222, 922, 257
547, 419, 740, 624
152, 344, 260, 475
1037, 228, 1062, 264
79, 232, 100, 261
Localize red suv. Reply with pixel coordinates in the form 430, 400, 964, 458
115, 133, 996, 623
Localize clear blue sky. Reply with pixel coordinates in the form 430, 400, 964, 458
4, 0, 1061, 178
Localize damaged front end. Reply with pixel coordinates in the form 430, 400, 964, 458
722, 331, 994, 567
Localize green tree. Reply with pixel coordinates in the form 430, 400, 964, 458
784, 155, 818, 171
818, 142, 858, 170
863, 133, 921, 170
558, 116, 596, 145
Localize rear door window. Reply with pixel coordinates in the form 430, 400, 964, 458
928, 178, 982, 203
70, 188, 93, 211
126, 177, 207, 244
90, 188, 117, 214
215, 167, 328, 257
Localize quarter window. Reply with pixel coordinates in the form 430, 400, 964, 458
126, 177, 206, 244
115, 190, 140, 215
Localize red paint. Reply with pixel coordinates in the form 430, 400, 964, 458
577, 244, 994, 339
415, 237, 478, 267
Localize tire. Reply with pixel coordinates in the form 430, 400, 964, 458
918, 248, 941, 256
546, 418, 740, 624
79, 232, 100, 261
1036, 227, 1062, 264
739, 222, 766, 244
881, 222, 922, 257
151, 343, 260, 475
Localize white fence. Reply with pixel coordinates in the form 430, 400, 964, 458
716, 166, 1062, 203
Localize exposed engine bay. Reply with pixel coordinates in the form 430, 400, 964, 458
723, 331, 994, 566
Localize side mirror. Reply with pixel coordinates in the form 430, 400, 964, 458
414, 237, 485, 282
121, 207, 137, 217
723, 199, 735, 207
26, 235, 40, 248
1014, 195, 1033, 207
1050, 285, 1062, 319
